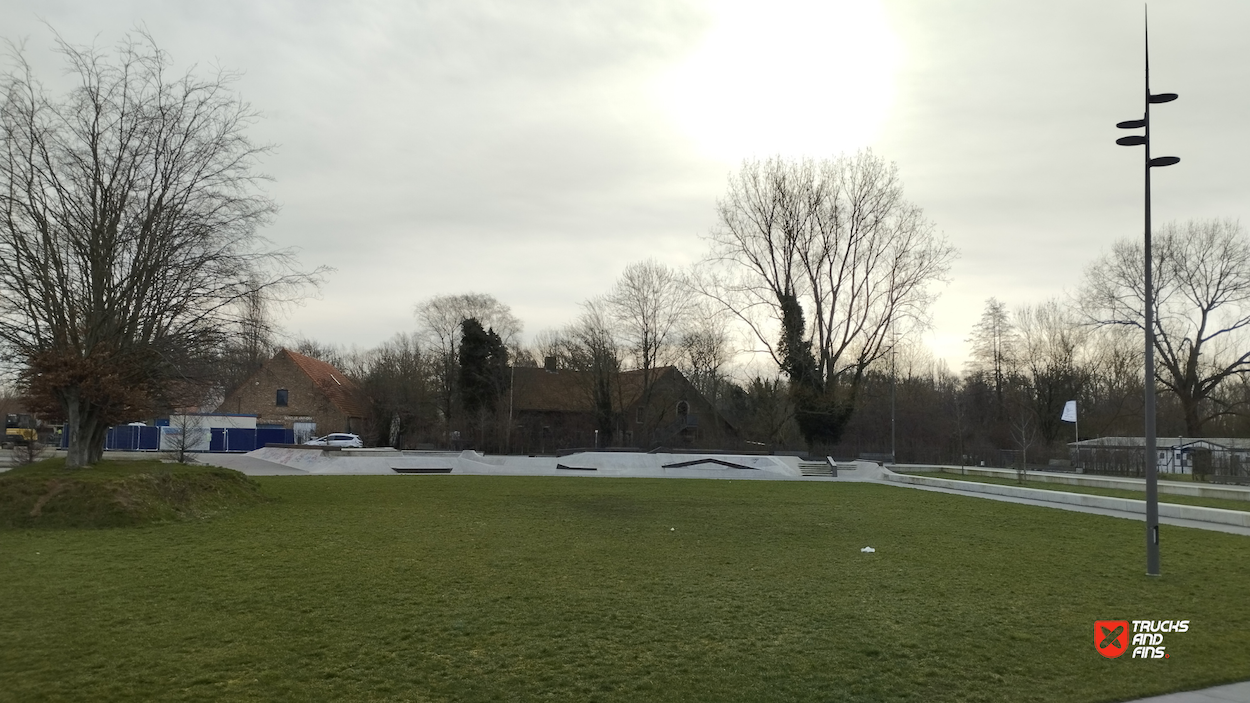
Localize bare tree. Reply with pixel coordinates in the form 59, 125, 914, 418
563, 299, 621, 446
416, 292, 523, 356
698, 151, 954, 447
603, 259, 692, 410
0, 31, 322, 467
214, 285, 279, 399
292, 338, 348, 369
237, 286, 276, 366
163, 413, 206, 464
414, 292, 522, 439
531, 328, 571, 368
677, 299, 732, 408
1082, 219, 1250, 436
352, 333, 436, 448
1014, 299, 1088, 443
1009, 412, 1039, 482
723, 375, 799, 450
1007, 394, 1040, 483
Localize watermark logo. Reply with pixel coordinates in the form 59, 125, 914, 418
1096, 620, 1189, 659
1095, 620, 1129, 658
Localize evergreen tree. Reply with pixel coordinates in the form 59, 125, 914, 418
965, 298, 1018, 417
458, 318, 509, 416
778, 293, 853, 448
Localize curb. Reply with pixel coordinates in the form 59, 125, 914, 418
882, 470, 1250, 528
895, 464, 1250, 502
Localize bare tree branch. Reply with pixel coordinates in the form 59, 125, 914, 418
1080, 219, 1250, 435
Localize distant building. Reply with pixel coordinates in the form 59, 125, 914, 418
1069, 436, 1250, 476
509, 363, 738, 453
219, 349, 370, 443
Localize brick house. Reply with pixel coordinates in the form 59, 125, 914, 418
218, 349, 370, 443
509, 364, 738, 453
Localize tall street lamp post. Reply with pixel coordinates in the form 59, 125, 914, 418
1115, 17, 1179, 577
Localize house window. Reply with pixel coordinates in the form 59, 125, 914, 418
676, 401, 690, 416
276, 388, 288, 407
636, 408, 643, 424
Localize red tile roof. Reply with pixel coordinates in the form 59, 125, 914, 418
281, 349, 370, 418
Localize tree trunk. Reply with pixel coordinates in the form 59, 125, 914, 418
593, 375, 614, 447
1182, 398, 1203, 438
63, 388, 108, 468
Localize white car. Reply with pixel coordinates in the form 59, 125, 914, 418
305, 433, 364, 448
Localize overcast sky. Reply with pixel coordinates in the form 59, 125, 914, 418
4, 0, 1249, 374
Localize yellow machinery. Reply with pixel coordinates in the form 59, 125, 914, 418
5, 413, 37, 446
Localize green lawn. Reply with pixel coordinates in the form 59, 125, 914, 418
910, 470, 1250, 513
2, 475, 1248, 702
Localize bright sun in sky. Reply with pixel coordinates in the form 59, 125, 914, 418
656, 0, 903, 162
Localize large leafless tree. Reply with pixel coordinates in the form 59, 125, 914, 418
698, 151, 954, 447
603, 259, 691, 410
1082, 219, 1250, 436
0, 32, 321, 466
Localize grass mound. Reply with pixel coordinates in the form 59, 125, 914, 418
0, 458, 266, 529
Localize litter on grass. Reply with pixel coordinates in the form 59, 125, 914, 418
860, 547, 876, 553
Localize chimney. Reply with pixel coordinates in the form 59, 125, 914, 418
543, 356, 557, 372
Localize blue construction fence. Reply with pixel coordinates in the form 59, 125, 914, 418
61, 425, 295, 452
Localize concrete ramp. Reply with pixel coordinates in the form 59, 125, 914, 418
244, 447, 808, 480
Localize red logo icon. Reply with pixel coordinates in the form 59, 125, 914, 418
1095, 620, 1129, 658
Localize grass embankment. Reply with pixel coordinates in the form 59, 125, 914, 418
2, 476, 1248, 702
910, 469, 1250, 513
0, 458, 266, 529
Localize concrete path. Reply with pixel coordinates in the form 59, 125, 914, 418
893, 464, 1250, 502
868, 468, 1250, 537
1122, 680, 1250, 702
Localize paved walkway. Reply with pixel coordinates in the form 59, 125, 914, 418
1122, 680, 1250, 702
871, 476, 1250, 536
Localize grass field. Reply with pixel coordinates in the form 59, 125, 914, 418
906, 470, 1250, 513
2, 473, 1249, 702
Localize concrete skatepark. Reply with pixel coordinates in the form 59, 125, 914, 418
240, 446, 818, 479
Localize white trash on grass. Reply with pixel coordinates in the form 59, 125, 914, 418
860, 546, 876, 553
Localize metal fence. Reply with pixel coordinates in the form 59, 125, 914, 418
1072, 445, 1250, 482
61, 426, 294, 453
